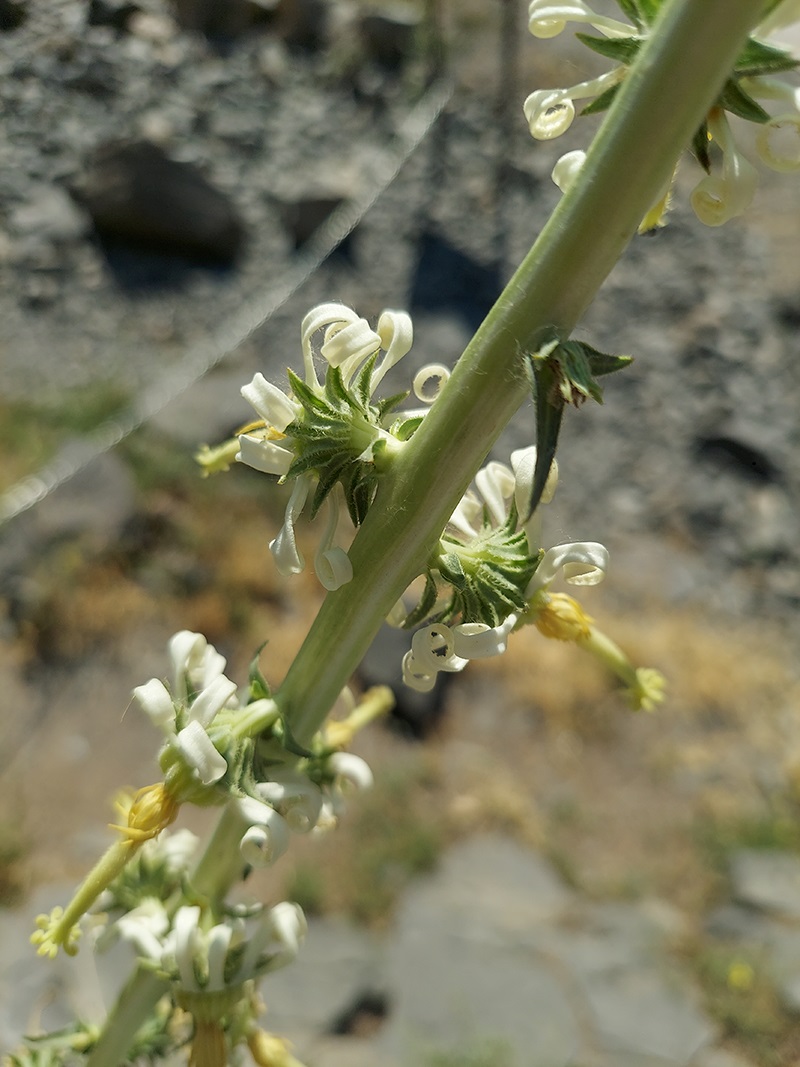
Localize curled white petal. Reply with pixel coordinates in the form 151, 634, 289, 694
321, 316, 381, 384
237, 796, 290, 866
756, 113, 800, 172
175, 720, 227, 785
188, 674, 238, 728
236, 432, 294, 477
448, 488, 483, 539
133, 678, 176, 732
115, 900, 170, 961
205, 923, 233, 992
692, 111, 758, 226
452, 615, 517, 660
371, 309, 414, 392
410, 624, 468, 675
529, 541, 609, 594
171, 905, 202, 992
241, 373, 299, 432
528, 0, 633, 39
269, 476, 311, 577
301, 302, 362, 385
524, 88, 576, 139
412, 363, 451, 404
268, 901, 307, 962
314, 491, 353, 591
328, 751, 374, 792
402, 649, 438, 692
257, 772, 323, 833
169, 630, 210, 700
551, 149, 587, 193
475, 461, 515, 527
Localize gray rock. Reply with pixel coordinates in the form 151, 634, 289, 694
8, 184, 89, 243
729, 849, 800, 920
74, 140, 245, 263
580, 966, 717, 1066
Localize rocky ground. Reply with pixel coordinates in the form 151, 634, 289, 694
2, 1, 800, 1066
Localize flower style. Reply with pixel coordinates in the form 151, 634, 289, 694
524, 0, 800, 227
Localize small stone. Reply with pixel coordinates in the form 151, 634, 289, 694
128, 10, 178, 43
730, 849, 800, 921
8, 184, 89, 243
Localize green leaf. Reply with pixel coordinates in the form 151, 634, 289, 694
718, 78, 770, 124
323, 366, 353, 411
735, 37, 799, 77
248, 642, 271, 701
581, 81, 623, 116
438, 551, 466, 587
376, 390, 410, 419
575, 33, 641, 65
636, 0, 663, 24
559, 341, 604, 404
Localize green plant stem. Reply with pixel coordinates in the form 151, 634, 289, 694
85, 2, 767, 1063
281, 0, 767, 744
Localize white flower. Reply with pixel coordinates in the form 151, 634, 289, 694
175, 719, 228, 785
313, 487, 353, 591
756, 112, 800, 171
232, 902, 307, 983
328, 752, 373, 793
257, 770, 324, 833
412, 363, 451, 404
690, 112, 758, 226
528, 0, 633, 40
169, 630, 228, 703
524, 69, 624, 140
236, 432, 294, 477
241, 372, 300, 432
114, 899, 170, 961
301, 303, 414, 395
551, 149, 587, 193
528, 541, 609, 596
269, 475, 311, 577
236, 796, 290, 867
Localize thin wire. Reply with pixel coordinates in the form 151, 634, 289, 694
0, 79, 452, 528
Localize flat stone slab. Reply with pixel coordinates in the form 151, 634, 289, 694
729, 849, 800, 921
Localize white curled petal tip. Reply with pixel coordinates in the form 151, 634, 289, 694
328, 752, 374, 792
689, 170, 755, 226
370, 309, 414, 390
241, 373, 299, 432
169, 630, 206, 690
188, 674, 238, 728
236, 433, 294, 477
551, 149, 587, 194
172, 905, 202, 992
402, 650, 438, 692
269, 476, 311, 577
448, 489, 483, 539
413, 363, 451, 404
524, 89, 575, 139
528, 0, 633, 38
175, 720, 227, 785
133, 678, 176, 732
452, 615, 517, 660
315, 547, 353, 591
410, 624, 468, 674
257, 774, 323, 833
531, 541, 609, 593
269, 901, 307, 957
756, 113, 800, 172
321, 317, 380, 372
237, 797, 290, 866
475, 461, 515, 527
205, 923, 234, 992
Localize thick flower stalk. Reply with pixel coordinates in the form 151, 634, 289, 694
525, 0, 800, 227
197, 303, 450, 591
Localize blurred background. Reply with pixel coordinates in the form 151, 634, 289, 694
1, 2, 800, 1064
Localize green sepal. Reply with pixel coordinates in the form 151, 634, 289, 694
390, 414, 425, 441
581, 81, 623, 117
248, 642, 271, 702
615, 0, 645, 29
635, 0, 663, 24
376, 390, 411, 420
438, 552, 466, 587
692, 120, 711, 172
341, 464, 378, 526
575, 33, 641, 65
718, 78, 770, 124
402, 571, 439, 629
353, 353, 379, 409
277, 713, 315, 758
287, 368, 332, 415
309, 457, 350, 519
526, 338, 631, 517
734, 37, 799, 77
